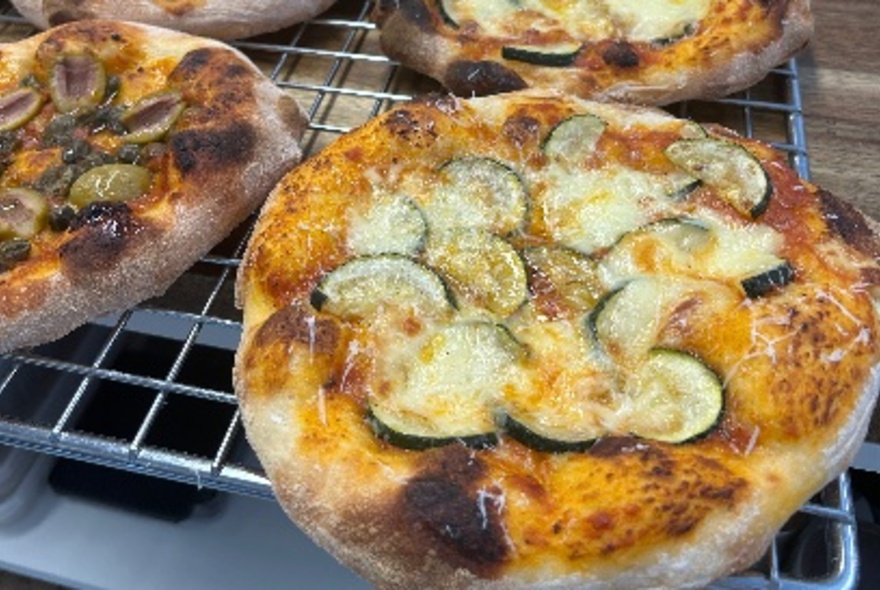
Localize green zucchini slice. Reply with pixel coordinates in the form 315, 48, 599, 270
367, 321, 526, 448
542, 114, 606, 164
311, 255, 453, 320
425, 228, 527, 317
601, 216, 712, 282
741, 259, 795, 298
501, 321, 612, 453
664, 137, 771, 218
427, 156, 528, 234
587, 277, 694, 363
502, 416, 595, 453
347, 194, 427, 256
623, 348, 723, 443
0, 87, 44, 132
523, 245, 604, 317
501, 42, 582, 67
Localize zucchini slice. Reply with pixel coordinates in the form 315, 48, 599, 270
501, 42, 582, 68
623, 348, 723, 443
347, 194, 427, 256
502, 416, 595, 453
502, 321, 613, 453
523, 245, 604, 317
587, 277, 693, 363
741, 260, 795, 298
367, 321, 526, 448
542, 114, 606, 164
601, 216, 712, 282
427, 156, 528, 234
425, 228, 527, 317
664, 137, 771, 218
311, 255, 453, 320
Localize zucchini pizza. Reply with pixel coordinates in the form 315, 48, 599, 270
0, 20, 307, 353
372, 0, 813, 105
235, 91, 880, 589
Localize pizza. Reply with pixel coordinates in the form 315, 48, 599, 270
0, 20, 308, 354
10, 0, 339, 40
234, 90, 880, 589
372, 0, 813, 105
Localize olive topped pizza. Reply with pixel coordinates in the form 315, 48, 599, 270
0, 20, 308, 353
235, 91, 880, 588
11, 0, 339, 40
372, 0, 813, 105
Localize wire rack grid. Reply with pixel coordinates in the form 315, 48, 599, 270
0, 1, 860, 588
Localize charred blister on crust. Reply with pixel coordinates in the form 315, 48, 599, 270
399, 446, 508, 576
374, 0, 435, 31
253, 304, 340, 355
59, 201, 144, 274
384, 108, 440, 149
170, 122, 257, 175
601, 41, 640, 69
819, 189, 880, 260
445, 60, 529, 97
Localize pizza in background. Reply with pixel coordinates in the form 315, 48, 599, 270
0, 19, 308, 353
10, 0, 339, 40
373, 0, 813, 105
234, 90, 880, 588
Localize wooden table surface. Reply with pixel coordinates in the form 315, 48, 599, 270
799, 0, 880, 220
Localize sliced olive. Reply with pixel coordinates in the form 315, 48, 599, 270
49, 53, 107, 115
0, 87, 44, 132
425, 228, 528, 317
542, 114, 606, 165
0, 187, 49, 241
120, 90, 185, 144
67, 164, 152, 208
0, 238, 31, 271
665, 137, 771, 218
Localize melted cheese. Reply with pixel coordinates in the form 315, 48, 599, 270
444, 0, 712, 42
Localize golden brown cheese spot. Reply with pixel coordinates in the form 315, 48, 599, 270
484, 440, 749, 569
151, 0, 208, 16
383, 107, 441, 149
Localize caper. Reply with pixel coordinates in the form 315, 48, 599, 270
116, 143, 142, 164
48, 205, 76, 232
49, 53, 107, 115
68, 163, 152, 208
61, 138, 92, 163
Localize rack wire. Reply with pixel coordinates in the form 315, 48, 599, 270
0, 1, 859, 587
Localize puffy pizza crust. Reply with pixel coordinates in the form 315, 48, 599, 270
0, 20, 308, 353
235, 91, 880, 589
11, 0, 338, 40
372, 0, 813, 105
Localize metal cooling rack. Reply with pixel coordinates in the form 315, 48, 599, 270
0, 1, 858, 588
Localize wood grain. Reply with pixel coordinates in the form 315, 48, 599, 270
799, 0, 880, 220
